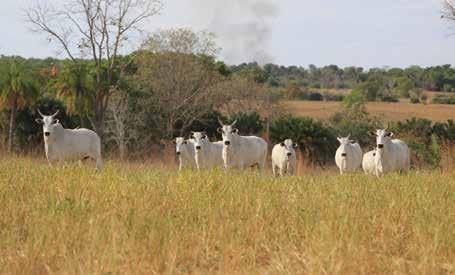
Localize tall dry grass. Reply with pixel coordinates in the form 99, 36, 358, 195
0, 156, 454, 274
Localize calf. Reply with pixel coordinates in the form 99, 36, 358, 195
271, 139, 298, 177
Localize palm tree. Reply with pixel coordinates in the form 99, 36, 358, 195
1, 60, 38, 153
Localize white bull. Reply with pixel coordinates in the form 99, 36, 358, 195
192, 132, 224, 170
371, 128, 410, 176
362, 149, 376, 175
218, 119, 267, 172
36, 110, 103, 171
271, 139, 298, 177
175, 137, 195, 171
335, 136, 362, 175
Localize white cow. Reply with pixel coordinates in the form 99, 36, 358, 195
35, 110, 103, 171
271, 139, 298, 177
175, 137, 195, 171
335, 136, 362, 175
371, 128, 410, 177
362, 149, 376, 175
192, 132, 224, 170
218, 119, 268, 172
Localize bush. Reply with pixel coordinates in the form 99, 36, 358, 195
410, 96, 420, 104
270, 116, 337, 166
432, 95, 455, 104
308, 92, 323, 101
230, 112, 264, 135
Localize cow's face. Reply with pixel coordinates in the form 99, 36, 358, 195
192, 132, 208, 152
280, 139, 297, 160
371, 129, 393, 149
175, 137, 187, 156
35, 110, 59, 140
337, 136, 354, 158
218, 120, 238, 146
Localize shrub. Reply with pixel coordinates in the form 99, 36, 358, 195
270, 116, 337, 166
432, 95, 455, 104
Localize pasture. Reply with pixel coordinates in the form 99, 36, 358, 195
284, 100, 455, 122
0, 157, 454, 274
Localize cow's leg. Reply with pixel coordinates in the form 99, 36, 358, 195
272, 163, 277, 177
94, 152, 103, 172
279, 167, 284, 177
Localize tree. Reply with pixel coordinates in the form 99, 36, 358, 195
0, 60, 38, 152
27, 0, 162, 138
134, 28, 223, 140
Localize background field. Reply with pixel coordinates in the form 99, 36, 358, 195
1, 157, 454, 274
284, 100, 455, 122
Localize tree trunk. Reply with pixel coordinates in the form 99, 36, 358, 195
8, 98, 17, 153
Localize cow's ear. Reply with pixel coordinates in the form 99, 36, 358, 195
386, 132, 394, 138
35, 118, 43, 124
217, 127, 222, 133
337, 137, 342, 143
293, 143, 298, 148
202, 135, 207, 139
369, 131, 376, 136
173, 140, 177, 144
350, 140, 356, 144
183, 140, 187, 144
233, 128, 239, 134
53, 119, 59, 124
280, 142, 285, 147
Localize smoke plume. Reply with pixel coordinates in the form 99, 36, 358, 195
192, 0, 279, 64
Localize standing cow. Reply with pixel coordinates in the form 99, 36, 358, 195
271, 139, 298, 177
175, 137, 195, 171
335, 136, 362, 175
362, 149, 376, 175
35, 110, 103, 171
218, 119, 267, 172
371, 128, 410, 177
192, 132, 224, 170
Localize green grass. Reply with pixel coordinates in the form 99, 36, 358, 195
0, 157, 454, 274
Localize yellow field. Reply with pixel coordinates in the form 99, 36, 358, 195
0, 157, 454, 274
284, 100, 455, 122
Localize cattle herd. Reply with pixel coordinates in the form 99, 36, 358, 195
35, 111, 411, 177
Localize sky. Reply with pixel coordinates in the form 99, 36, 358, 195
0, 0, 454, 68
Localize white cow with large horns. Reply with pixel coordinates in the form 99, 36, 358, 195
335, 135, 362, 175
218, 118, 268, 172
35, 109, 103, 171
371, 126, 410, 177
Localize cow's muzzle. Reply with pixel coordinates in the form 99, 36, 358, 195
341, 153, 347, 157
196, 146, 201, 150
176, 151, 181, 156
287, 152, 292, 157
224, 141, 231, 146
44, 132, 50, 137
377, 144, 384, 149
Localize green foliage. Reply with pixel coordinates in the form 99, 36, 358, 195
431, 95, 455, 104
270, 116, 337, 165
230, 112, 263, 135
393, 76, 414, 98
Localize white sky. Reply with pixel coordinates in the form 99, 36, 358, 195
0, 0, 454, 68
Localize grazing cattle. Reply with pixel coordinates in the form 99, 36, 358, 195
371, 128, 410, 176
35, 110, 103, 171
192, 132, 224, 170
362, 150, 376, 175
218, 119, 267, 172
335, 136, 362, 175
271, 139, 298, 177
175, 137, 195, 171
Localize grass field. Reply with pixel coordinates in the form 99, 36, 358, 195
284, 100, 455, 122
0, 157, 454, 274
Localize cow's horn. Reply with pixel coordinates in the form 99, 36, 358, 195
37, 109, 44, 117
231, 119, 237, 127
51, 110, 60, 117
